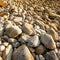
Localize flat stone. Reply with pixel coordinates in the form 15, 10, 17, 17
22, 23, 36, 35
12, 45, 34, 60
5, 25, 22, 38
44, 51, 59, 60
40, 33, 56, 49
27, 35, 40, 47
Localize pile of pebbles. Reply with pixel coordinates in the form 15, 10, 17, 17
0, 0, 60, 60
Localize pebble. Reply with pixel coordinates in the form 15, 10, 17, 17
3, 42, 9, 47
22, 23, 36, 35
35, 55, 40, 60
56, 42, 60, 48
57, 51, 60, 60
3, 45, 13, 60
27, 35, 40, 47
39, 55, 45, 60
0, 45, 5, 52
44, 51, 59, 60
40, 33, 56, 49
5, 25, 22, 38
18, 33, 30, 43
47, 28, 59, 41
0, 23, 4, 36
35, 45, 46, 54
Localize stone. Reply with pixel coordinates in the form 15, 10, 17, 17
12, 42, 20, 48
22, 23, 35, 35
18, 33, 30, 43
0, 40, 1, 44
39, 55, 45, 60
5, 25, 22, 38
35, 20, 45, 30
13, 17, 22, 25
57, 51, 60, 60
0, 56, 3, 60
3, 42, 9, 47
46, 28, 59, 41
35, 45, 46, 54
56, 42, 60, 48
8, 38, 17, 43
12, 45, 34, 60
27, 35, 40, 47
3, 45, 13, 60
44, 51, 59, 60
1, 35, 9, 42
34, 24, 46, 34
0, 23, 4, 36
35, 55, 40, 60
0, 45, 5, 52
40, 33, 56, 49
8, 38, 20, 48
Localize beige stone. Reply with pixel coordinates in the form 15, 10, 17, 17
12, 45, 34, 60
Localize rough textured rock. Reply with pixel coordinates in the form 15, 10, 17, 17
40, 33, 56, 49
44, 51, 59, 60
27, 35, 40, 47
22, 23, 36, 35
12, 45, 34, 60
5, 25, 22, 38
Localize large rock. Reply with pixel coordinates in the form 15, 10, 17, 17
22, 23, 36, 35
27, 35, 40, 47
40, 33, 56, 49
12, 45, 34, 60
3, 45, 13, 60
47, 28, 59, 41
5, 25, 22, 38
44, 51, 59, 60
